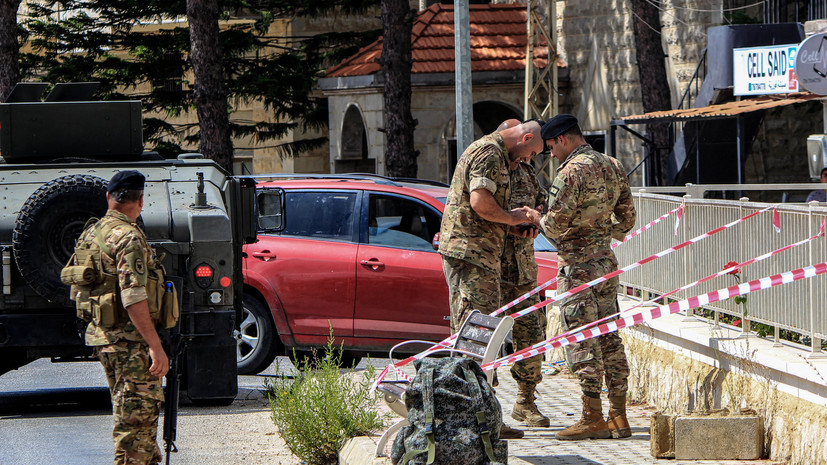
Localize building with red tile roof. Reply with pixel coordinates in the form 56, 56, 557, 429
319, 2, 562, 183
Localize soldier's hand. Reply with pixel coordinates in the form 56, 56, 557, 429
148, 345, 170, 378
521, 207, 542, 225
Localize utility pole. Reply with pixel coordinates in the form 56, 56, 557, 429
454, 0, 473, 155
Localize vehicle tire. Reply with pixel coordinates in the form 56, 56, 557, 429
12, 175, 108, 306
235, 294, 280, 375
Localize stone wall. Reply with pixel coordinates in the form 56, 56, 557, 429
327, 82, 525, 182
748, 101, 824, 189
624, 326, 827, 464
556, 0, 722, 185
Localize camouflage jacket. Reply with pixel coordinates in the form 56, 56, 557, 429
502, 162, 548, 285
540, 144, 636, 267
439, 133, 512, 272
81, 210, 154, 346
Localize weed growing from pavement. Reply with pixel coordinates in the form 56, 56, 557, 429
264, 337, 387, 465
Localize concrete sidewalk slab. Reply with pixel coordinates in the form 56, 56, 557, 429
358, 363, 782, 465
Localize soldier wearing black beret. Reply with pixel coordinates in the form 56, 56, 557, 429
108, 170, 145, 203
527, 114, 637, 441
75, 168, 169, 464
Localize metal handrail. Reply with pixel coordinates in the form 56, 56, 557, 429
677, 48, 707, 111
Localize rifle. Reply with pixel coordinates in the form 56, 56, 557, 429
164, 330, 185, 465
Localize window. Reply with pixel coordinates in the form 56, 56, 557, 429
368, 194, 441, 251
280, 191, 357, 241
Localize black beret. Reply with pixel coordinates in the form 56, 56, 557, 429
541, 114, 579, 140
107, 170, 145, 193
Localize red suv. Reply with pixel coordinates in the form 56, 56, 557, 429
237, 175, 558, 374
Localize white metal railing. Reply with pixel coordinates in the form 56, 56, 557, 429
615, 191, 827, 355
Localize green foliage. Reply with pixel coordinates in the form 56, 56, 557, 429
264, 340, 387, 465
18, 0, 380, 158
724, 11, 761, 25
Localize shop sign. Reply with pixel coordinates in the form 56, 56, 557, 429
733, 44, 799, 96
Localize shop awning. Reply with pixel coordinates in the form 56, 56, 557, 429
616, 91, 826, 125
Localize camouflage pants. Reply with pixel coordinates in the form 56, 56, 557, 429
442, 256, 501, 334
97, 341, 164, 465
502, 281, 545, 387
558, 258, 629, 398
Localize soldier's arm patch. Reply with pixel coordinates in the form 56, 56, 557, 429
547, 176, 567, 207
124, 246, 148, 286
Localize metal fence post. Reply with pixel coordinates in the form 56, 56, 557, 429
738, 197, 750, 338
808, 201, 825, 358
682, 195, 694, 321
637, 190, 647, 302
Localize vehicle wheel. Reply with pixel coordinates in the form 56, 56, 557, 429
12, 175, 108, 306
287, 349, 361, 370
235, 294, 280, 375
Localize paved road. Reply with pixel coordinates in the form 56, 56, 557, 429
0, 357, 305, 465
2, 357, 783, 465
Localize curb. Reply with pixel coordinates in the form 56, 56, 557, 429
339, 437, 393, 465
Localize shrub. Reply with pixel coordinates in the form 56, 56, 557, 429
264, 339, 388, 465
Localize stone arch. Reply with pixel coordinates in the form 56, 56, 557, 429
336, 103, 376, 173
437, 101, 522, 183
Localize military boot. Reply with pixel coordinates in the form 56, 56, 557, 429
607, 395, 632, 438
511, 385, 550, 427
499, 424, 525, 439
555, 395, 611, 441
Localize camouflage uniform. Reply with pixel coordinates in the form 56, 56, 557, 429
501, 162, 547, 388
81, 210, 164, 465
540, 145, 636, 398
439, 132, 512, 333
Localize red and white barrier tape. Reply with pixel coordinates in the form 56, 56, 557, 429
506, 206, 774, 320
612, 203, 683, 249
492, 203, 686, 317
547, 221, 825, 345
372, 335, 457, 390
376, 204, 773, 386
483, 260, 827, 371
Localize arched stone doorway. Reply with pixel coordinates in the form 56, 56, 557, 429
439, 101, 522, 183
336, 104, 376, 173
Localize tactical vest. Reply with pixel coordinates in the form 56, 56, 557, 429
61, 218, 179, 329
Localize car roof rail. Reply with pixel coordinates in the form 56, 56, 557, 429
250, 173, 399, 186
250, 172, 449, 188
390, 177, 449, 188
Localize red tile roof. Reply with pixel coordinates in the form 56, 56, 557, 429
325, 3, 551, 78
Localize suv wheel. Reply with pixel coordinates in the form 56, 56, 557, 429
235, 294, 279, 375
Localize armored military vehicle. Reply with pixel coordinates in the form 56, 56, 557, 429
0, 82, 259, 403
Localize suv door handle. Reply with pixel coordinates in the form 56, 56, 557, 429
360, 258, 384, 270
252, 251, 277, 261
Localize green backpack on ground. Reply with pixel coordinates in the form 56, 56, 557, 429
391, 357, 508, 465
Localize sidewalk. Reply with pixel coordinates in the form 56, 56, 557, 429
362, 362, 782, 465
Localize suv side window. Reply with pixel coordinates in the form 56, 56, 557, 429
281, 191, 357, 241
367, 194, 440, 251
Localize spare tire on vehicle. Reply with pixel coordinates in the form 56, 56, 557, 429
12, 174, 108, 306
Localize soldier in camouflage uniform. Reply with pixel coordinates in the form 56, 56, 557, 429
527, 114, 636, 441
439, 119, 545, 439
78, 171, 168, 465
496, 119, 551, 428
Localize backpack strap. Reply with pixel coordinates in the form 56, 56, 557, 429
401, 367, 436, 465
461, 365, 497, 463
93, 221, 115, 258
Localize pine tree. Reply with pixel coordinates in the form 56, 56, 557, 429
17, 0, 380, 165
